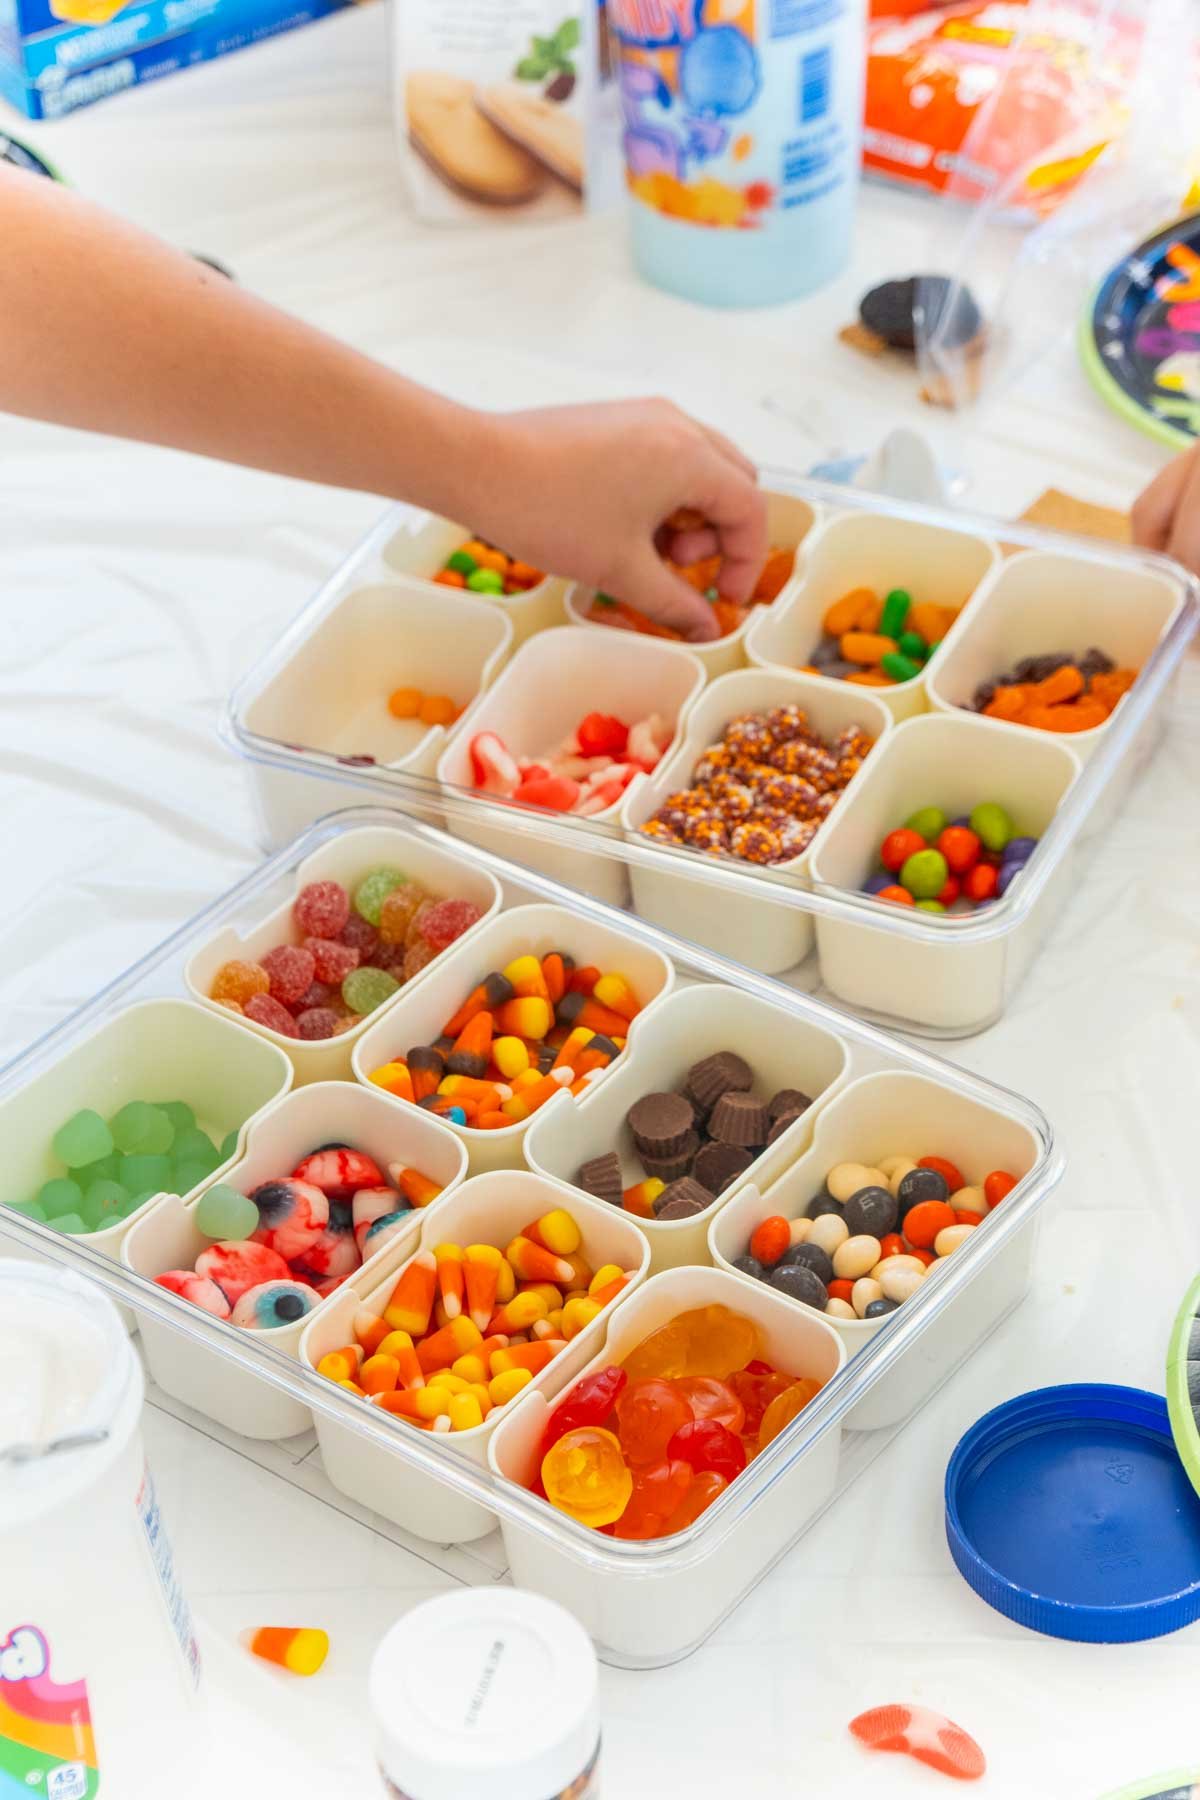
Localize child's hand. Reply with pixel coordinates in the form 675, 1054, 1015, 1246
477, 400, 768, 641
1132, 443, 1200, 574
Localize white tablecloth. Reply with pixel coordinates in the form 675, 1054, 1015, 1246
3, 10, 1200, 1793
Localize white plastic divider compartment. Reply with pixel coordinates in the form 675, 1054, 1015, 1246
300, 1169, 651, 1544
184, 822, 502, 1085
745, 510, 1001, 721
0, 998, 293, 1305
525, 984, 852, 1272
434, 625, 706, 906
0, 805, 1065, 1666
234, 578, 513, 846
563, 487, 821, 681
120, 1079, 469, 1439
808, 712, 1082, 1034
488, 1264, 846, 1663
351, 902, 675, 1173
709, 1070, 1043, 1431
382, 510, 568, 646
620, 668, 893, 974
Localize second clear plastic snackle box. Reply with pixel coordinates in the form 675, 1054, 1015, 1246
0, 808, 1065, 1667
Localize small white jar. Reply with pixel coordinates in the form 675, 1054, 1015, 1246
370, 1589, 600, 1799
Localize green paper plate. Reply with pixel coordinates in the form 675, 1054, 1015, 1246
1166, 1272, 1200, 1500
1080, 212, 1200, 450
1098, 1773, 1200, 1800
0, 131, 63, 182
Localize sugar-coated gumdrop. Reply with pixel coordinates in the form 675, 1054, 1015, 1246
295, 980, 334, 1012
195, 1239, 290, 1305
52, 1110, 114, 1169
339, 913, 380, 957
195, 1183, 260, 1241
353, 866, 407, 925
292, 1147, 384, 1198
231, 1280, 317, 1330
261, 944, 316, 1007
542, 1427, 633, 1526
246, 1626, 329, 1676
248, 1177, 329, 1259
417, 898, 482, 950
244, 994, 301, 1037
341, 967, 400, 1015
293, 880, 350, 940
296, 1007, 342, 1040
211, 960, 270, 1005
849, 1705, 986, 1781
401, 941, 437, 983
155, 1270, 233, 1318
304, 937, 359, 985
378, 883, 429, 946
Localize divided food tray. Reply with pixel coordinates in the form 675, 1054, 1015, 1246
225, 474, 1198, 1036
0, 806, 1063, 1666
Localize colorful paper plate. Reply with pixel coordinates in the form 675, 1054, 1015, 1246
1098, 1773, 1200, 1800
1167, 1272, 1200, 1500
1081, 213, 1200, 449
0, 132, 61, 181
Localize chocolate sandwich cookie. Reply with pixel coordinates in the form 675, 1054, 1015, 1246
686, 1051, 753, 1112
577, 1151, 622, 1208
708, 1091, 769, 1147
652, 1176, 714, 1220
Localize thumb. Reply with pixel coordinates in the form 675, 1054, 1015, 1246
624, 555, 721, 642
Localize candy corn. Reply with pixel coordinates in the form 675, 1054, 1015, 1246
245, 1627, 329, 1677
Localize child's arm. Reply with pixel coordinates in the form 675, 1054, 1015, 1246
0, 166, 764, 641
1132, 443, 1200, 576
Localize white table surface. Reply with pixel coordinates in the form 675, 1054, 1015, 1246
3, 9, 1200, 1795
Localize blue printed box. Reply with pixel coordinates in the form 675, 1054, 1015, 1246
0, 0, 352, 118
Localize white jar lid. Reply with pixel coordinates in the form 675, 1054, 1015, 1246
370, 1589, 599, 1800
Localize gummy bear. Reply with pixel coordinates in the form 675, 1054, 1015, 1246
757, 1378, 821, 1451
612, 1458, 693, 1539
614, 1377, 694, 1468
675, 1376, 745, 1434
668, 1418, 746, 1482
538, 1365, 627, 1463
541, 1427, 633, 1527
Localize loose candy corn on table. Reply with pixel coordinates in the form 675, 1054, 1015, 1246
5, 11, 1200, 1790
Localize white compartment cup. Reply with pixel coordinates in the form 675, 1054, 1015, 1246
524, 984, 852, 1271
745, 511, 1001, 721
620, 669, 893, 975
488, 1264, 845, 1664
301, 1170, 651, 1544
808, 712, 1082, 1033
185, 824, 502, 1085
121, 1081, 469, 1439
564, 488, 820, 681
351, 904, 675, 1174
435, 626, 705, 907
709, 1070, 1043, 1430
383, 513, 568, 646
926, 548, 1185, 788
0, 999, 293, 1318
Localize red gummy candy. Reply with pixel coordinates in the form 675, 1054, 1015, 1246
418, 898, 482, 951
538, 1365, 627, 1464
260, 944, 316, 1007
296, 1007, 341, 1040
244, 993, 300, 1038
305, 936, 360, 984
514, 775, 581, 812
728, 1367, 793, 1435
667, 1418, 746, 1482
849, 1706, 986, 1782
675, 1377, 745, 1435
612, 1458, 692, 1540
577, 712, 629, 758
340, 913, 380, 958
470, 731, 519, 796
293, 880, 350, 940
615, 1378, 694, 1468
295, 980, 334, 1012
292, 1147, 385, 1198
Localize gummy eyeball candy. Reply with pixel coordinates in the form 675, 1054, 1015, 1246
195, 1239, 290, 1305
231, 1279, 317, 1330
295, 1206, 361, 1282
352, 1188, 413, 1257
292, 1146, 385, 1199
154, 1270, 233, 1318
248, 1177, 329, 1261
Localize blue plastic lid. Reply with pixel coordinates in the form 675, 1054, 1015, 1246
945, 1384, 1200, 1643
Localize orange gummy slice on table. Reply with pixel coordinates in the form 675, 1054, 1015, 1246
849, 1705, 986, 1781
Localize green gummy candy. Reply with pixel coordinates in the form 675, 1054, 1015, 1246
49, 1213, 90, 1235
970, 802, 1014, 852
8, 1199, 46, 1221
158, 1101, 196, 1135
81, 1179, 129, 1229
900, 848, 948, 900
915, 899, 946, 912
72, 1154, 119, 1187
173, 1159, 216, 1195
121, 1192, 156, 1217
904, 806, 947, 844
880, 651, 922, 683
195, 1183, 259, 1241
110, 1101, 174, 1156
879, 588, 911, 638
445, 549, 477, 575
219, 1130, 239, 1161
342, 966, 401, 1015
172, 1126, 218, 1164
38, 1178, 82, 1215
119, 1154, 172, 1195
354, 865, 408, 925
466, 567, 504, 595
53, 1109, 114, 1169
898, 631, 927, 661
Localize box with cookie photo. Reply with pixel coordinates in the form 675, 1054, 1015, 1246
396, 0, 621, 222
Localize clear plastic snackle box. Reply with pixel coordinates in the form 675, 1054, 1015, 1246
225, 476, 1198, 1037
0, 808, 1065, 1667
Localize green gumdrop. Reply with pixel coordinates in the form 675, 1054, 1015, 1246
195, 1183, 259, 1241
110, 1101, 173, 1155
900, 848, 949, 900
466, 567, 504, 595
121, 1191, 155, 1217
903, 807, 948, 844
915, 899, 947, 912
219, 1130, 239, 1162
171, 1126, 217, 1164
37, 1178, 83, 1216
8, 1199, 47, 1221
969, 802, 1014, 853
72, 1153, 120, 1188
53, 1109, 114, 1169
342, 966, 400, 1015
354, 865, 407, 925
173, 1159, 216, 1195
49, 1213, 90, 1235
81, 1179, 130, 1230
119, 1154, 172, 1195
158, 1101, 196, 1136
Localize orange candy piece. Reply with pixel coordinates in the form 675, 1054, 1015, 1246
919, 1155, 964, 1193
984, 1169, 1017, 1208
849, 1704, 985, 1782
903, 1201, 957, 1249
